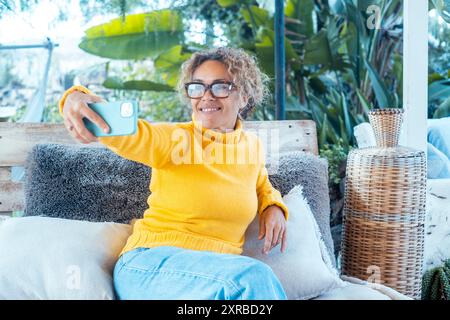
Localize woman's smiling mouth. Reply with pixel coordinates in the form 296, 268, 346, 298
200, 107, 222, 113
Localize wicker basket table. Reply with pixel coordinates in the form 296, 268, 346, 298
340, 109, 426, 299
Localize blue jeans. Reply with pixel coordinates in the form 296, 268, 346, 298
113, 246, 287, 300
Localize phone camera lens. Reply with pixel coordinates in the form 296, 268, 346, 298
121, 102, 133, 117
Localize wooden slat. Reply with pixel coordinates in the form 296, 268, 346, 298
0, 120, 318, 166
0, 181, 24, 211
243, 120, 318, 156
0, 123, 104, 166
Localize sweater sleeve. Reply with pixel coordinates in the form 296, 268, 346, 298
59, 85, 178, 169
256, 162, 289, 220
255, 138, 289, 220
98, 120, 181, 168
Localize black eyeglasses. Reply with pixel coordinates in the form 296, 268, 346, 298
184, 81, 236, 99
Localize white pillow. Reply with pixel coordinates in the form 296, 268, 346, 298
424, 178, 450, 272
242, 185, 345, 299
0, 216, 131, 299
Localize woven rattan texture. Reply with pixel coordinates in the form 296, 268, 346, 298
368, 108, 404, 148
341, 109, 426, 299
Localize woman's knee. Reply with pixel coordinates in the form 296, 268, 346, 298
233, 259, 287, 300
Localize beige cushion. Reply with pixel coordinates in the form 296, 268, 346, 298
0, 216, 131, 299
314, 275, 412, 300
243, 185, 345, 299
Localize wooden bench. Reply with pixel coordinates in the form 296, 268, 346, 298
0, 120, 318, 216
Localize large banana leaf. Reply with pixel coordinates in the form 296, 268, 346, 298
285, 95, 311, 114
254, 27, 300, 76
103, 77, 174, 91
429, 73, 446, 84
356, 88, 373, 114
341, 92, 352, 141
241, 5, 272, 29
341, 21, 358, 64
433, 96, 450, 118
364, 59, 396, 108
218, 0, 274, 12
303, 28, 352, 72
217, 0, 239, 7
431, 0, 450, 23
154, 45, 192, 87
79, 10, 184, 60
328, 0, 345, 14
429, 79, 450, 101
342, 0, 367, 38
303, 30, 332, 65
286, 0, 315, 37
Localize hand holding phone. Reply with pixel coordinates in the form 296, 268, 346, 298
84, 101, 138, 137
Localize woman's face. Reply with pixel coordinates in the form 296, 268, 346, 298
189, 60, 247, 131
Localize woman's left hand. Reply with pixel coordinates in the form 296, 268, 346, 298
258, 205, 287, 254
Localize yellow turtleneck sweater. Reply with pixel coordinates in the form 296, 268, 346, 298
59, 86, 289, 257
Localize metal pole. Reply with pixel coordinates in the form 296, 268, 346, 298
8, 38, 58, 183
274, 0, 286, 120
0, 43, 59, 50
20, 38, 55, 122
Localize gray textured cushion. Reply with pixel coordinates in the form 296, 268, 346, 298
24, 144, 334, 264
266, 152, 334, 265
24, 144, 151, 224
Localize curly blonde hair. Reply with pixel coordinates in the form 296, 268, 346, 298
176, 47, 270, 120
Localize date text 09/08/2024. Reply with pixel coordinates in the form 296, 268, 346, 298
177, 304, 274, 318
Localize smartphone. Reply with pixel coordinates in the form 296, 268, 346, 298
84, 101, 138, 137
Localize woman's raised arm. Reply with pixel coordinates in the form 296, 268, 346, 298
59, 86, 179, 168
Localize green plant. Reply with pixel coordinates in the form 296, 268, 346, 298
422, 259, 450, 300
430, 0, 450, 23
74, 0, 404, 140
42, 102, 62, 123
428, 2, 450, 119
319, 139, 350, 186
8, 104, 26, 122
233, 0, 402, 149
320, 139, 350, 229
428, 71, 450, 118
433, 96, 450, 118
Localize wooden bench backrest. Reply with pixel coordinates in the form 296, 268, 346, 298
0, 120, 318, 216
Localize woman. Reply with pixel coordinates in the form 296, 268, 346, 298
59, 47, 289, 300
